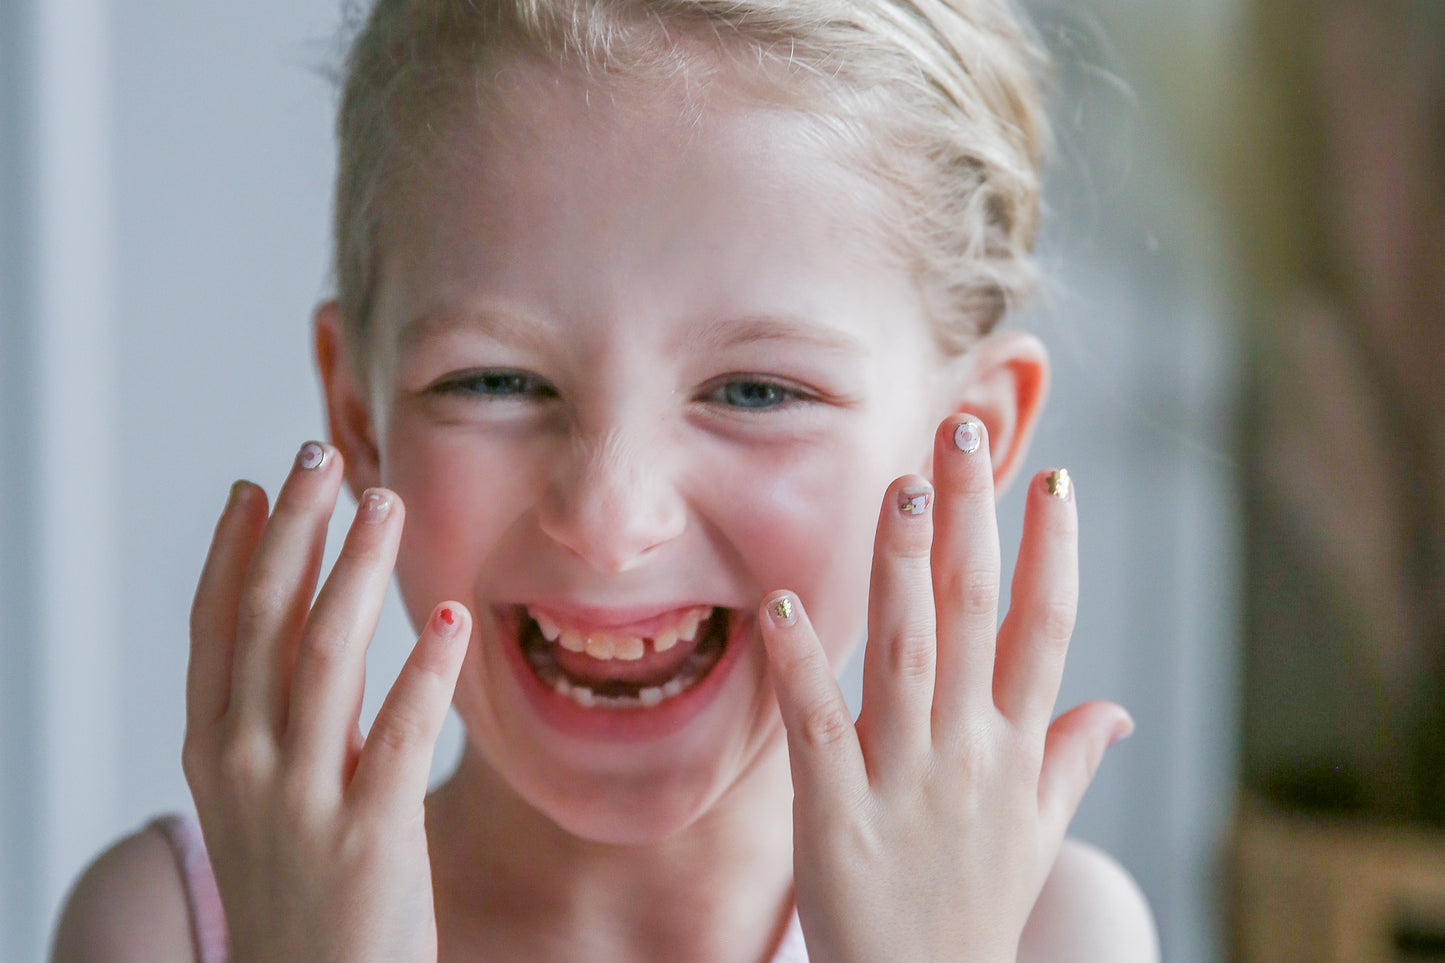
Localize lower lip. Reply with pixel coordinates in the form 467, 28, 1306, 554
497, 607, 753, 743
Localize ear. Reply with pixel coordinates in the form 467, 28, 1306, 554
314, 300, 383, 500
926, 330, 1049, 494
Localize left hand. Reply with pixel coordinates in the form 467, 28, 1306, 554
759, 415, 1133, 963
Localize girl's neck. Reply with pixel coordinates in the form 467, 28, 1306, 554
425, 741, 797, 963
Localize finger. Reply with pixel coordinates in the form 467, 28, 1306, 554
349, 602, 470, 809
759, 592, 869, 808
929, 416, 1000, 732
285, 489, 404, 781
187, 481, 269, 729
1036, 700, 1133, 850
230, 441, 343, 735
994, 469, 1078, 734
856, 475, 937, 774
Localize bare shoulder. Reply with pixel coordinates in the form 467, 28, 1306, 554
1018, 837, 1160, 963
51, 825, 198, 963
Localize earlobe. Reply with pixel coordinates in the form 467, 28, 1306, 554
938, 330, 1050, 494
313, 300, 382, 499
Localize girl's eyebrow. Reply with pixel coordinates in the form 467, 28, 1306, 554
397, 308, 869, 358
396, 308, 550, 357
690, 314, 869, 357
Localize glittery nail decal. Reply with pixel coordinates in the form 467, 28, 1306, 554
899, 488, 932, 516
1046, 468, 1072, 500
359, 488, 392, 520
953, 420, 982, 454
768, 595, 796, 625
297, 441, 327, 471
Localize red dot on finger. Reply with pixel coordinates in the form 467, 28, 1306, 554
439, 607, 455, 626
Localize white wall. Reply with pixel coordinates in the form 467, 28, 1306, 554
0, 2, 1240, 961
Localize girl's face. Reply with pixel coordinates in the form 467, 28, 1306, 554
344, 63, 948, 842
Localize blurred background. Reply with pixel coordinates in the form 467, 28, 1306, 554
1, 0, 1441, 960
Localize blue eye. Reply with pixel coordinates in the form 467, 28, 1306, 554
432, 370, 555, 400
714, 379, 805, 410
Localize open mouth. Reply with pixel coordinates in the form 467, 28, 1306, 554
516, 605, 733, 710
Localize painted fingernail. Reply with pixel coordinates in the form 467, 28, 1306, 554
1108, 713, 1135, 747
1046, 468, 1072, 500
898, 486, 932, 516
953, 419, 982, 454
766, 594, 797, 626
226, 480, 248, 509
358, 488, 392, 522
435, 605, 460, 637
297, 441, 328, 471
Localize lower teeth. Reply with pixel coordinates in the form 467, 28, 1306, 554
551, 673, 696, 710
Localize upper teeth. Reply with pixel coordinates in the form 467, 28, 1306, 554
529, 605, 712, 662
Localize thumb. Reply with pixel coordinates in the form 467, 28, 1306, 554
1036, 700, 1133, 847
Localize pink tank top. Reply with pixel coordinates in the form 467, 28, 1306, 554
153, 813, 809, 963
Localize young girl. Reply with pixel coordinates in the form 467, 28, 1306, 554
54, 0, 1158, 959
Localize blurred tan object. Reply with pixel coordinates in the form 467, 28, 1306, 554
1231, 796, 1445, 963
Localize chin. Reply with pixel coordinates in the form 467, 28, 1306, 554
533, 776, 725, 846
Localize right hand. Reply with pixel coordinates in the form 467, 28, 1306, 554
183, 441, 469, 963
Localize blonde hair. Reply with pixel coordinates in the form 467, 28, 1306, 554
333, 0, 1050, 359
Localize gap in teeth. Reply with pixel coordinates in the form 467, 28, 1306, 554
531, 605, 713, 662
522, 609, 730, 711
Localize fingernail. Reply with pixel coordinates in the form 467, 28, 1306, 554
297, 441, 328, 471
1108, 714, 1135, 747
1046, 468, 1072, 500
435, 605, 460, 637
226, 480, 248, 509
953, 419, 982, 454
766, 593, 797, 627
358, 488, 392, 522
898, 486, 932, 516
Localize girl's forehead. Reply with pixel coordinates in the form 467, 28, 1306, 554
387, 57, 904, 260
364, 61, 931, 376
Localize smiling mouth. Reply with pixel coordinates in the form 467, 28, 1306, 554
516, 605, 733, 710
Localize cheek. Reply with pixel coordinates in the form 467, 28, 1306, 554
705, 436, 888, 662
380, 429, 536, 619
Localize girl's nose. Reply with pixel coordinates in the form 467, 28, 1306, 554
538, 429, 687, 573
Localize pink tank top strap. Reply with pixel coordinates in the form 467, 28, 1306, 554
148, 811, 804, 962
151, 813, 230, 963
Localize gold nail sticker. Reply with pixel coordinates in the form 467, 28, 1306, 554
771, 596, 794, 622
1046, 468, 1072, 500
899, 489, 931, 516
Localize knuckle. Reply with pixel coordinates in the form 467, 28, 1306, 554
341, 523, 393, 564
797, 698, 854, 750
302, 623, 351, 664
1039, 599, 1077, 644
891, 540, 932, 563
957, 568, 999, 618
887, 633, 934, 684
235, 578, 287, 633
369, 707, 427, 757
180, 735, 212, 785
217, 729, 275, 791
886, 518, 933, 560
